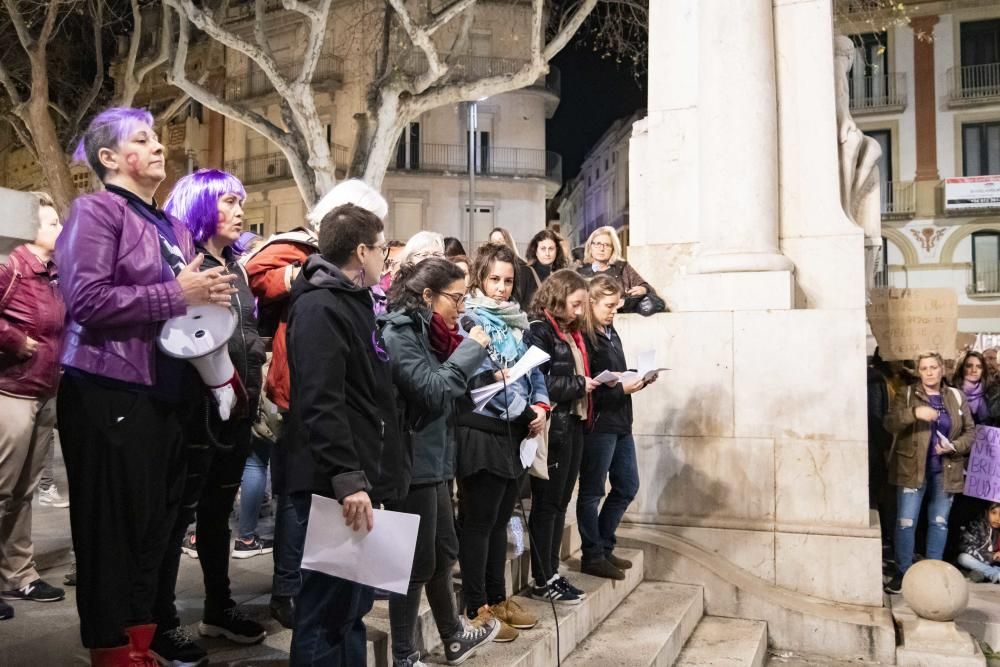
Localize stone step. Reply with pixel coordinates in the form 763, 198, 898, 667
562, 582, 703, 666
891, 583, 1000, 654
676, 616, 768, 667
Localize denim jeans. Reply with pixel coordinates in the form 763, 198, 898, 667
957, 553, 1000, 582
577, 432, 639, 564
894, 471, 954, 573
289, 492, 375, 667
273, 492, 307, 597
238, 436, 271, 539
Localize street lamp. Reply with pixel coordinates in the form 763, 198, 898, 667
468, 97, 488, 249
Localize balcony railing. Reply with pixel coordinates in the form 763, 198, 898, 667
969, 260, 1000, 296
225, 144, 349, 186
882, 180, 915, 218
849, 72, 907, 114
225, 0, 285, 23
224, 55, 344, 102
389, 143, 561, 183
948, 62, 1000, 106
396, 53, 560, 98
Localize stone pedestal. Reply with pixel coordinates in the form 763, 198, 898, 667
0, 187, 38, 261
623, 0, 890, 662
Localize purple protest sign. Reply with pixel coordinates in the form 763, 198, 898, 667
964, 425, 1000, 503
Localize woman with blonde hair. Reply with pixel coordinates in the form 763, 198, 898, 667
578, 226, 653, 300
884, 350, 975, 594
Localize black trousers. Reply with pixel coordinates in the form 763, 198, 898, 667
458, 470, 519, 615
153, 406, 252, 628
58, 373, 190, 649
529, 418, 583, 585
385, 481, 462, 660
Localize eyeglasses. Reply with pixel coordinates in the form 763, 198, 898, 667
412, 250, 444, 260
436, 290, 465, 307
367, 243, 390, 260
591, 241, 612, 250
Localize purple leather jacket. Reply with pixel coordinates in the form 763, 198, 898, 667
56, 190, 193, 386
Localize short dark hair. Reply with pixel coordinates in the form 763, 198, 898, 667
471, 243, 519, 295
318, 203, 384, 265
387, 257, 466, 313
443, 236, 466, 257
526, 229, 568, 271
529, 268, 588, 330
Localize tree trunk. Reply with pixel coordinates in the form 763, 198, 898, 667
26, 62, 75, 216
361, 93, 407, 191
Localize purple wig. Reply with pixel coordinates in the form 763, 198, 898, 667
164, 169, 247, 244
73, 107, 155, 181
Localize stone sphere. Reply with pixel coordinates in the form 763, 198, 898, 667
901, 560, 969, 622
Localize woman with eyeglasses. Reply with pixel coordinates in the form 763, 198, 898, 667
379, 258, 500, 666
577, 226, 652, 301
399, 231, 446, 266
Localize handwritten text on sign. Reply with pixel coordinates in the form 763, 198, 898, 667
867, 288, 957, 362
964, 425, 1000, 503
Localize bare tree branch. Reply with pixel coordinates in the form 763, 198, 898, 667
49, 101, 69, 122
2, 0, 36, 52
2, 113, 37, 160
543, 0, 599, 60
427, 0, 477, 35
36, 0, 64, 51
0, 59, 24, 107
295, 0, 334, 86
282, 0, 320, 24
388, 0, 447, 90
122, 0, 145, 87
71, 0, 104, 136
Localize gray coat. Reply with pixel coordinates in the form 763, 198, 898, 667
379, 308, 487, 484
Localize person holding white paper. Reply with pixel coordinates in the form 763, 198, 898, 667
578, 276, 657, 580
455, 243, 549, 642
279, 203, 407, 665
524, 270, 600, 605
379, 258, 500, 666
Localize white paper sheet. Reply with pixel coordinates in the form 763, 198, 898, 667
300, 494, 421, 595
470, 345, 551, 412
520, 436, 539, 469
593, 369, 620, 384
625, 349, 670, 383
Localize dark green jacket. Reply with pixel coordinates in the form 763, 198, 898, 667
379, 308, 487, 484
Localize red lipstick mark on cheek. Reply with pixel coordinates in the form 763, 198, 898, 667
125, 152, 142, 176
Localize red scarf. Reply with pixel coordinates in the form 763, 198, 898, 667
429, 312, 464, 362
544, 310, 593, 427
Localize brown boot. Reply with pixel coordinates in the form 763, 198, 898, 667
89, 645, 131, 666
124, 624, 158, 666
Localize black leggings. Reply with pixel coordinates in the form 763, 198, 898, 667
529, 418, 583, 585
457, 470, 519, 616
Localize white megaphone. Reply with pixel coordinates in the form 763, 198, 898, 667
157, 304, 242, 421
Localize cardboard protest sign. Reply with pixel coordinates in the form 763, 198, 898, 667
964, 426, 1000, 504
867, 288, 957, 361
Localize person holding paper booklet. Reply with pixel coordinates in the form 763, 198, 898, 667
280, 203, 408, 665
578, 275, 657, 581
454, 243, 549, 642
884, 351, 975, 594
524, 270, 599, 603
379, 258, 501, 666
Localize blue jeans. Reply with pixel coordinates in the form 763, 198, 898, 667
957, 553, 1000, 582
894, 471, 954, 573
289, 492, 374, 666
272, 492, 307, 597
238, 437, 271, 539
576, 432, 639, 564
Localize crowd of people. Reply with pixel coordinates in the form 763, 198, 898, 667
871, 348, 1000, 592
0, 106, 663, 667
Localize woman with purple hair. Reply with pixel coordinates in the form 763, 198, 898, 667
148, 169, 267, 664
56, 108, 236, 666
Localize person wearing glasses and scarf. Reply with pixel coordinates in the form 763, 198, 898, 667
280, 203, 408, 664
378, 258, 500, 666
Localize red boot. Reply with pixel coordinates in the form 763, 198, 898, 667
89, 645, 131, 666
124, 624, 158, 666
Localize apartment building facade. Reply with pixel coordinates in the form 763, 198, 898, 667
838, 0, 1000, 333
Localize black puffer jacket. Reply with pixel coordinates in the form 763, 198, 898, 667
201, 247, 265, 414
524, 314, 588, 443
585, 324, 632, 434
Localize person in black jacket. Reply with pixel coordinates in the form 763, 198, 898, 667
578, 275, 656, 579
280, 203, 408, 665
380, 258, 500, 666
525, 269, 600, 603
152, 170, 268, 664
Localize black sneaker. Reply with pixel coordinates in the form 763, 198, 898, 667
1, 578, 64, 602
554, 575, 588, 599
444, 616, 501, 665
884, 573, 903, 595
582, 558, 625, 581
199, 606, 266, 644
530, 580, 581, 605
181, 532, 198, 559
150, 626, 208, 667
0, 599, 12, 620
232, 534, 274, 559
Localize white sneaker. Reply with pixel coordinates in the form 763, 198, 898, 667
39, 485, 69, 508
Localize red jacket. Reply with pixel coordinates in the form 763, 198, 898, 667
0, 245, 66, 399
245, 230, 317, 411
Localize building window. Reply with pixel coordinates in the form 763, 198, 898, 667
874, 236, 888, 288
248, 222, 264, 236
961, 19, 1000, 69
972, 231, 1000, 294
849, 32, 889, 108
962, 121, 1000, 176
864, 129, 892, 212
395, 122, 421, 170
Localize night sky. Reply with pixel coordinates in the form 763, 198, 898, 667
546, 39, 647, 183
